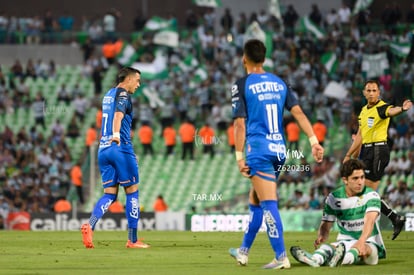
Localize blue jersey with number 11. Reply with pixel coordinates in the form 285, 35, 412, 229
99, 87, 133, 149
231, 72, 298, 156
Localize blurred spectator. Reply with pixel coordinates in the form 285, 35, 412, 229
103, 8, 121, 40
57, 83, 71, 105
26, 15, 42, 44
389, 181, 411, 209
95, 109, 102, 130
198, 122, 215, 158
220, 8, 233, 33
108, 200, 125, 213
163, 124, 176, 157
92, 64, 103, 94
25, 59, 37, 79
138, 122, 154, 156
382, 177, 395, 200
71, 83, 83, 98
325, 9, 339, 29
70, 161, 84, 205
179, 118, 196, 160
51, 119, 65, 142
73, 93, 89, 122
307, 190, 321, 210
85, 123, 98, 148
58, 11, 74, 32
88, 20, 104, 43
159, 98, 176, 136
311, 158, 340, 193
338, 1, 351, 27
133, 10, 147, 31
32, 92, 45, 129
312, 119, 327, 146
309, 4, 322, 26
53, 196, 72, 213
81, 37, 95, 62
102, 39, 117, 64
283, 5, 299, 38
66, 116, 80, 139
42, 10, 56, 43
396, 154, 411, 176
286, 189, 310, 210
153, 195, 168, 212
285, 119, 300, 151
35, 59, 49, 79
10, 59, 24, 79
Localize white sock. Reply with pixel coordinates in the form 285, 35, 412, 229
312, 254, 324, 265
342, 248, 359, 265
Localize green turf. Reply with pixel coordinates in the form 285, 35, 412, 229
0, 231, 413, 275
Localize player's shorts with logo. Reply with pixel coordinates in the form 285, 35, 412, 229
246, 140, 286, 181
98, 142, 139, 188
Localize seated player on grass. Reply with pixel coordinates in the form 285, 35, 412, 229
290, 159, 386, 267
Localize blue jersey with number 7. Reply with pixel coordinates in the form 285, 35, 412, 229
231, 73, 298, 156
99, 87, 133, 149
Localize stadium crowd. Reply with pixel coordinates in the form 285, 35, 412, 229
1, 1, 414, 229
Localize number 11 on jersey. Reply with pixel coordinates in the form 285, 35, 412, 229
266, 104, 279, 133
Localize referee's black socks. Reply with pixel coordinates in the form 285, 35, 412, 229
380, 199, 398, 223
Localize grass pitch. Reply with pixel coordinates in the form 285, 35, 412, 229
0, 230, 413, 275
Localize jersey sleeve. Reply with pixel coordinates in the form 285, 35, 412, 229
377, 103, 391, 119
321, 194, 336, 222
115, 89, 129, 114
285, 83, 299, 111
365, 190, 381, 213
232, 77, 247, 119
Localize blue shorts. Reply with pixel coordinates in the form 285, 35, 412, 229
247, 153, 285, 182
98, 143, 139, 188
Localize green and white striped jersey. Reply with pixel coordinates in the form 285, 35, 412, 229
322, 185, 386, 258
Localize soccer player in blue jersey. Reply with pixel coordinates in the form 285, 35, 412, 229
229, 39, 324, 269
81, 67, 149, 249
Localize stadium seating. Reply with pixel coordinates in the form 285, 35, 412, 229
3, 64, 413, 214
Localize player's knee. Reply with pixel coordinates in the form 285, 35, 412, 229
363, 243, 378, 265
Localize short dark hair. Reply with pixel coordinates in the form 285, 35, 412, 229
340, 159, 366, 178
363, 79, 380, 90
117, 67, 141, 84
243, 39, 266, 63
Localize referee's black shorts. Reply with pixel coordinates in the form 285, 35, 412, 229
361, 143, 389, 182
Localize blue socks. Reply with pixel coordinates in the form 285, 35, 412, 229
126, 190, 140, 243
240, 204, 263, 254
89, 193, 117, 230
261, 200, 286, 260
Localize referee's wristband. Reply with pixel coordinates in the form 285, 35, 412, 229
235, 151, 243, 161
113, 132, 120, 139
309, 135, 319, 147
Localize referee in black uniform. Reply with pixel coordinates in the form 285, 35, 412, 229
344, 79, 412, 240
